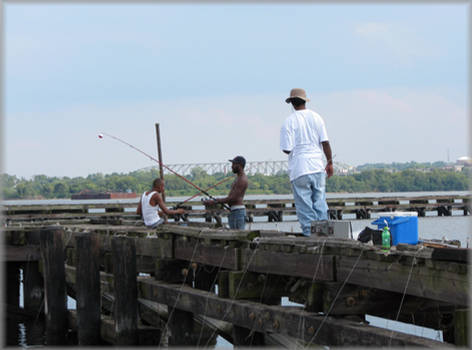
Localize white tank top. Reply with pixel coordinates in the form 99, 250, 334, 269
141, 191, 161, 226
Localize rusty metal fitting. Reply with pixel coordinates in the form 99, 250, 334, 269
272, 319, 280, 329
181, 268, 189, 276
258, 318, 263, 327
190, 262, 198, 270
263, 312, 271, 321
346, 296, 356, 307
307, 326, 315, 335
249, 312, 256, 321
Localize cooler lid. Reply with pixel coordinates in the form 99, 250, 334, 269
375, 211, 418, 217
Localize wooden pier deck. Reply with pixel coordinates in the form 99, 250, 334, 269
3, 209, 470, 347
2, 193, 470, 225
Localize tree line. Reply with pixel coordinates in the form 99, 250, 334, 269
1, 167, 470, 200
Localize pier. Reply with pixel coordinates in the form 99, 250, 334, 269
3, 194, 470, 226
3, 204, 470, 347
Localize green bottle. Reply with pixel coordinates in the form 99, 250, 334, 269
381, 225, 391, 252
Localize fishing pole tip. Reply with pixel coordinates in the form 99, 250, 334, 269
98, 133, 104, 139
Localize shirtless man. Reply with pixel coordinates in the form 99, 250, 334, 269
137, 178, 185, 228
203, 156, 249, 229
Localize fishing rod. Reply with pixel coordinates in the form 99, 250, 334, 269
98, 131, 231, 210
174, 175, 234, 208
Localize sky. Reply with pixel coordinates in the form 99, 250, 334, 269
2, 2, 470, 178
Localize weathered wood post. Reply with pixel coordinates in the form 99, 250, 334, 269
194, 264, 218, 346
246, 204, 255, 223
267, 203, 283, 222
23, 230, 44, 315
224, 271, 273, 346
40, 226, 68, 345
23, 261, 44, 314
5, 262, 20, 309
167, 262, 196, 346
76, 232, 101, 345
453, 308, 469, 346
112, 235, 138, 345
355, 201, 372, 219
462, 198, 470, 216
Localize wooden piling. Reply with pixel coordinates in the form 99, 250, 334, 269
23, 229, 44, 315
111, 236, 138, 345
453, 308, 469, 346
167, 260, 196, 346
23, 261, 44, 315
355, 201, 372, 219
5, 262, 20, 309
76, 232, 101, 345
39, 226, 68, 345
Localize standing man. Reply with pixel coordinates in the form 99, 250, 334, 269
280, 88, 334, 236
137, 178, 185, 228
203, 156, 248, 230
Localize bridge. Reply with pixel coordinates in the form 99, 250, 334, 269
144, 160, 353, 176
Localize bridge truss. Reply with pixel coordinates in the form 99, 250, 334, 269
143, 160, 353, 176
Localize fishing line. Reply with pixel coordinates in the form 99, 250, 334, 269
295, 240, 327, 350
195, 247, 229, 347
203, 238, 262, 347
387, 246, 425, 346
175, 176, 234, 208
98, 131, 230, 210
304, 244, 366, 348
159, 229, 205, 348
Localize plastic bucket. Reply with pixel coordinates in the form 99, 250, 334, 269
371, 211, 418, 245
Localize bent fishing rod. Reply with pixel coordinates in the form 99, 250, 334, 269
98, 132, 231, 210
174, 175, 233, 208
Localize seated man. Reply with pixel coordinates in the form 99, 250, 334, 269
136, 178, 185, 228
203, 156, 248, 229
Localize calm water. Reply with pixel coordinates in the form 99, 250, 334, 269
4, 191, 471, 347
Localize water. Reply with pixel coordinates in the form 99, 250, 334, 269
5, 191, 470, 347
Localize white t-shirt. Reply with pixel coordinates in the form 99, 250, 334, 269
280, 109, 329, 181
141, 191, 161, 226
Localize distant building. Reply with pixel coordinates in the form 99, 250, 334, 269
457, 156, 472, 166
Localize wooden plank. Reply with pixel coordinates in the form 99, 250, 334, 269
336, 254, 469, 306
242, 248, 335, 281
138, 278, 448, 347
431, 247, 469, 263
67, 310, 161, 345
96, 234, 173, 259
226, 271, 288, 300
174, 237, 240, 270
3, 245, 41, 261
156, 224, 255, 241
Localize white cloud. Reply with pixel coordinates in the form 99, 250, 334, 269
355, 22, 390, 37
353, 21, 436, 64
312, 88, 468, 165
4, 88, 467, 178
